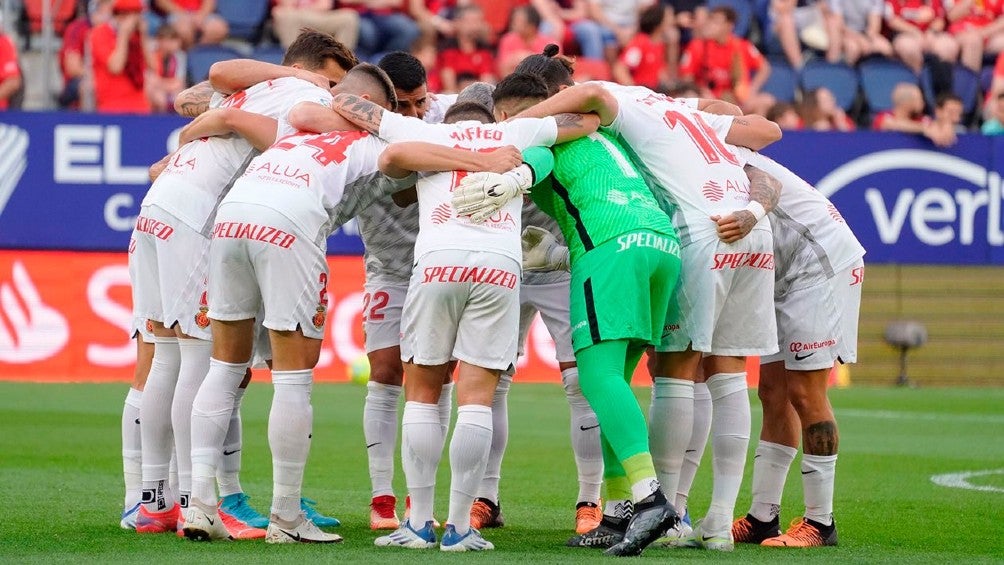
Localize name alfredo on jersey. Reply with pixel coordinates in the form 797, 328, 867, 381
616, 232, 680, 256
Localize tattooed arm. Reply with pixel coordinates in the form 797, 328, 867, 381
174, 80, 216, 117
553, 112, 600, 143
712, 164, 782, 243
515, 82, 618, 126
329, 93, 394, 135
724, 114, 783, 151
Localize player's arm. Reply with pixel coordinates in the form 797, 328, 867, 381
178, 108, 278, 150
516, 82, 619, 127
377, 143, 523, 179
286, 101, 348, 134
696, 99, 744, 116
330, 93, 440, 142
149, 152, 173, 182
208, 59, 330, 94
553, 112, 601, 143
723, 114, 783, 151
174, 80, 216, 117
711, 164, 782, 243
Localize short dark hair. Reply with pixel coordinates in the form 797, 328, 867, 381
513, 44, 574, 97
935, 92, 963, 108
493, 72, 549, 108
378, 51, 427, 92
639, 5, 666, 35
511, 5, 542, 29
342, 63, 399, 111
710, 5, 737, 25
444, 101, 495, 124
283, 28, 358, 72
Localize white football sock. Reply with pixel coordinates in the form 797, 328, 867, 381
216, 385, 247, 497
438, 381, 455, 434
448, 404, 493, 535
171, 338, 212, 508
749, 441, 797, 522
562, 367, 603, 504
190, 358, 246, 507
401, 401, 444, 526
140, 336, 180, 513
476, 375, 509, 503
802, 454, 837, 525
363, 381, 401, 498
676, 382, 711, 514
269, 370, 313, 522
704, 372, 751, 534
649, 377, 694, 508
122, 388, 143, 509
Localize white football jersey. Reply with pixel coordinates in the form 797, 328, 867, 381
378, 111, 558, 264
355, 92, 457, 284
597, 81, 763, 245
734, 147, 866, 277
144, 77, 332, 234
222, 129, 411, 247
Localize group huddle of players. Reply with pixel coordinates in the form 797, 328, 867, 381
119, 29, 864, 556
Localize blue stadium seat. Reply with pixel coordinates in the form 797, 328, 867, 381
800, 60, 858, 111
921, 64, 980, 115
762, 60, 798, 103
187, 45, 243, 84
708, 0, 754, 38
859, 58, 917, 112
216, 0, 269, 42
252, 45, 285, 66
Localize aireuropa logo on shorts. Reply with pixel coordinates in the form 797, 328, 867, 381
0, 124, 29, 218
789, 339, 836, 353
816, 149, 1004, 250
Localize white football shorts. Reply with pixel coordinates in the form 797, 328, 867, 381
761, 258, 864, 371
362, 281, 408, 353
208, 201, 329, 340
400, 249, 521, 371
129, 205, 212, 341
517, 278, 575, 364
659, 229, 779, 356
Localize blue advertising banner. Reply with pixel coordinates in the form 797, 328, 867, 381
2, 113, 1004, 263
0, 112, 365, 254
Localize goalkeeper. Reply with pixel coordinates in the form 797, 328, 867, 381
453, 72, 682, 557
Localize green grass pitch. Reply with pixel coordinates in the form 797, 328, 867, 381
1, 382, 1003, 563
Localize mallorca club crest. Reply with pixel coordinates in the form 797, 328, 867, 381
194, 291, 210, 329
312, 304, 327, 329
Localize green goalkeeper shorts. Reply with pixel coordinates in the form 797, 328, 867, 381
569, 230, 682, 352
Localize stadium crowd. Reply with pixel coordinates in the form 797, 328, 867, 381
1, 0, 1004, 134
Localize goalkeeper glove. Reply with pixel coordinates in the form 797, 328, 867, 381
522, 226, 570, 272
452, 164, 534, 223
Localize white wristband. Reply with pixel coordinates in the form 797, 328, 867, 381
505, 164, 535, 192
744, 201, 767, 222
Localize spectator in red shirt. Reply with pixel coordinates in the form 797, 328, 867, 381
872, 82, 956, 145
412, 37, 443, 92
90, 0, 152, 114
768, 101, 805, 129
271, 0, 359, 50
60, 0, 115, 109
497, 5, 560, 76
439, 4, 495, 93
985, 50, 1004, 114
613, 4, 670, 89
146, 24, 186, 113
0, 28, 21, 110
885, 0, 960, 72
152, 0, 228, 47
945, 0, 1004, 71
680, 5, 773, 113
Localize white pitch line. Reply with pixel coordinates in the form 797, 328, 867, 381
931, 469, 1004, 493
836, 409, 1004, 425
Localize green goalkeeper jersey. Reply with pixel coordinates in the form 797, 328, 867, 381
530, 130, 677, 264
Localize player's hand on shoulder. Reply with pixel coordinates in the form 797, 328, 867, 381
480, 145, 523, 173
522, 226, 570, 271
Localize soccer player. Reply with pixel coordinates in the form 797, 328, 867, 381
728, 148, 864, 548
129, 31, 354, 538
327, 87, 596, 551
511, 75, 783, 551
180, 64, 524, 544
458, 72, 683, 557
359, 51, 458, 530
